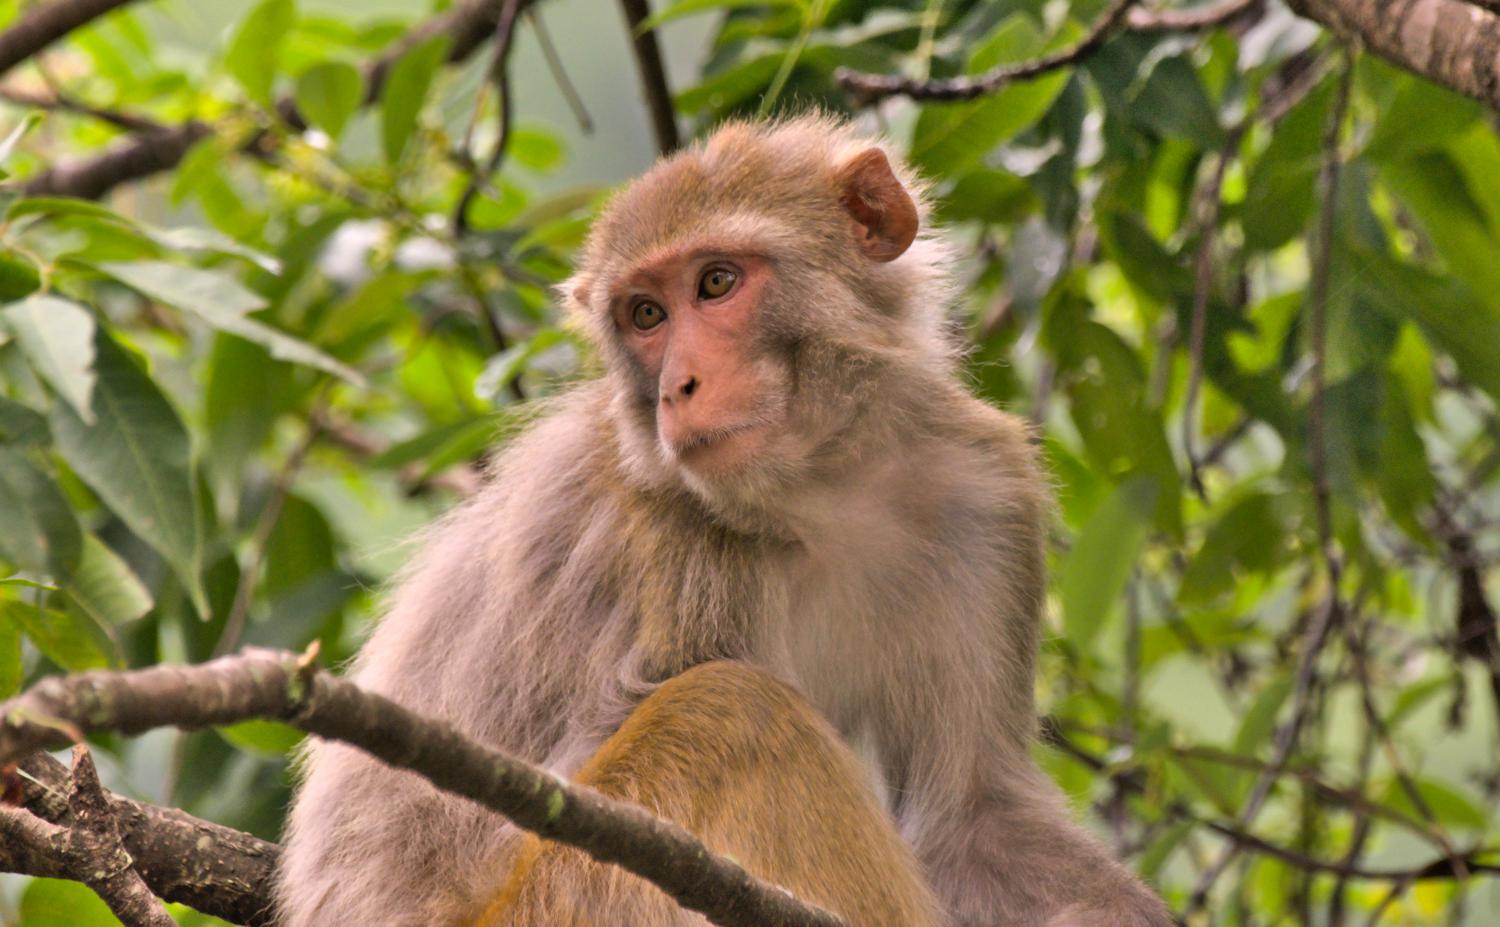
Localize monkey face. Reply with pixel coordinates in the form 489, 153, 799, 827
606, 246, 791, 480
563, 118, 933, 505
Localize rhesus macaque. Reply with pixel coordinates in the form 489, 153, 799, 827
277, 116, 1170, 927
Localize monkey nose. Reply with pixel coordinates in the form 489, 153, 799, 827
662, 375, 700, 405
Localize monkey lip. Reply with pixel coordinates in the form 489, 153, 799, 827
662, 418, 770, 470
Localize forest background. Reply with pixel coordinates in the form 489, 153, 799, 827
0, 0, 1498, 924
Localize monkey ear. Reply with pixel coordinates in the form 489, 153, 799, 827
559, 272, 594, 309
835, 148, 919, 263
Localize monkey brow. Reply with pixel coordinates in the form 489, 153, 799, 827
606, 240, 771, 299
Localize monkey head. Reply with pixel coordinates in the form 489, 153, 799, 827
564, 116, 954, 512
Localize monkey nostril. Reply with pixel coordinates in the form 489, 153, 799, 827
681, 377, 699, 398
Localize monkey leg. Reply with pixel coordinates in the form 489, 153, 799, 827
472, 660, 945, 927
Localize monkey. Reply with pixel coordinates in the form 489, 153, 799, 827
275, 115, 1171, 927
472, 659, 947, 926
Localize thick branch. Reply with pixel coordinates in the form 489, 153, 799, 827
619, 0, 680, 155
12, 751, 277, 926
0, 0, 139, 79
1288, 0, 1500, 111
0, 650, 845, 927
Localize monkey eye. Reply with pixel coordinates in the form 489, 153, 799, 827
631, 300, 666, 331
698, 268, 737, 300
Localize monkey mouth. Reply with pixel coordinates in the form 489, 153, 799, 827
662, 418, 771, 469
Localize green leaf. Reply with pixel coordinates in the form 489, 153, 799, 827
65, 533, 153, 626
1059, 476, 1157, 649
100, 259, 265, 314
21, 878, 121, 927
380, 33, 450, 164
6, 196, 121, 223
0, 250, 41, 300
295, 61, 363, 141
50, 330, 208, 618
3, 599, 111, 671
510, 125, 565, 172
0, 445, 82, 579
97, 261, 364, 386
2, 294, 97, 423
1128, 55, 1225, 148
0, 395, 49, 446
219, 718, 305, 756
1179, 493, 1289, 604
140, 225, 282, 274
0, 614, 19, 697
1379, 777, 1489, 831
1356, 247, 1500, 405
226, 0, 296, 106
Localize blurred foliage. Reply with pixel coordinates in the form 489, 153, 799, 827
1, 0, 1499, 924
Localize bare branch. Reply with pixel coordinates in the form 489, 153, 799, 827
11, 751, 277, 925
0, 649, 846, 927
454, 0, 527, 236
1127, 0, 1262, 32
63, 746, 177, 927
1288, 0, 1500, 112
20, 122, 211, 198
619, 0, 680, 155
0, 0, 139, 80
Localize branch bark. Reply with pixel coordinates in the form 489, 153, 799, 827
1288, 0, 1500, 111
11, 751, 278, 925
0, 0, 139, 80
0, 649, 845, 927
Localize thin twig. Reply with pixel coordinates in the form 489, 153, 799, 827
1183, 51, 1355, 914
453, 0, 526, 236
528, 7, 593, 133
838, 0, 1138, 103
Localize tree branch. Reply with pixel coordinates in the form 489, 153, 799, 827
0, 649, 845, 927
0, 0, 139, 80
1288, 0, 1500, 112
10, 751, 278, 926
18, 0, 515, 199
619, 0, 680, 155
837, 0, 1266, 103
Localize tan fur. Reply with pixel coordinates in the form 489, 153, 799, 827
472, 662, 945, 927
275, 116, 1170, 927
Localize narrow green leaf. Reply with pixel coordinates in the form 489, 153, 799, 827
2, 294, 97, 423
295, 61, 363, 141
0, 446, 82, 579
0, 113, 41, 169
380, 33, 450, 164
226, 0, 296, 106
50, 330, 208, 617
1059, 476, 1157, 649
219, 718, 305, 756
65, 534, 153, 626
97, 261, 364, 386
